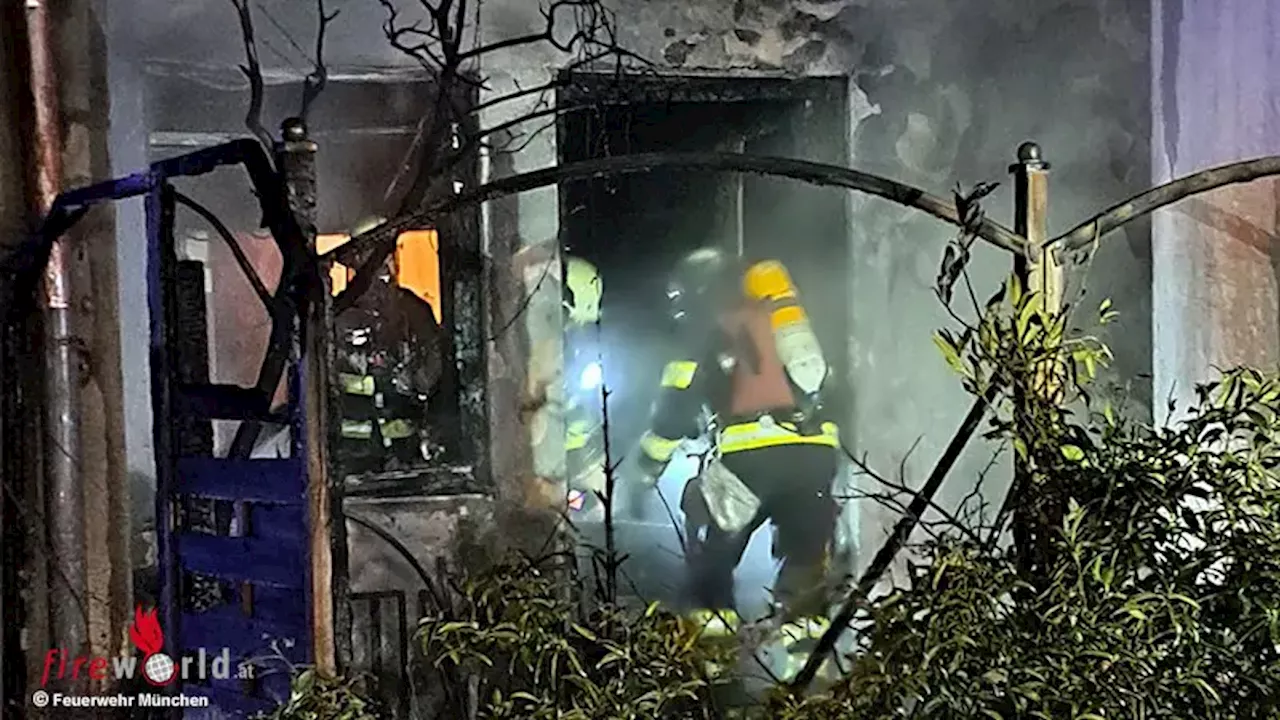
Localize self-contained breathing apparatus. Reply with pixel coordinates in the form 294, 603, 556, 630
669, 250, 831, 448
738, 259, 830, 436
655, 250, 835, 533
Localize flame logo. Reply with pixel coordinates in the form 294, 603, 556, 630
129, 606, 164, 656
129, 606, 176, 686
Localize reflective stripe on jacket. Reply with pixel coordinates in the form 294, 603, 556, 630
339, 372, 375, 396
340, 418, 417, 441
718, 418, 838, 454
639, 355, 838, 469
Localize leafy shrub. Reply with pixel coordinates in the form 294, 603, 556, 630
271, 275, 1280, 718
799, 277, 1280, 718
255, 667, 380, 720
417, 553, 735, 719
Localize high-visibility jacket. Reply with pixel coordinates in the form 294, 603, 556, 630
335, 281, 440, 455
639, 268, 837, 474
337, 370, 419, 444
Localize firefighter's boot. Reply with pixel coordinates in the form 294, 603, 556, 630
777, 616, 836, 683
683, 608, 741, 678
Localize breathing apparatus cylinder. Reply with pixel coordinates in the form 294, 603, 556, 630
742, 261, 829, 399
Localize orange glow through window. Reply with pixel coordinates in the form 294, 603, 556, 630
317, 229, 441, 324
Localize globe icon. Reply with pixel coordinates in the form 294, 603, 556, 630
144, 653, 177, 685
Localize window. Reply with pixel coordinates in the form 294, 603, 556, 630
147, 68, 486, 490
317, 229, 442, 324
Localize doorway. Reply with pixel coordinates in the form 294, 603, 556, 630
556, 74, 852, 611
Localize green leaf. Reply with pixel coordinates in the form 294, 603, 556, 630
981, 668, 1009, 684
1061, 444, 1085, 461
1016, 291, 1044, 339
933, 331, 965, 375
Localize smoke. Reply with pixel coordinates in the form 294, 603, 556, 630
103, 0, 1153, 624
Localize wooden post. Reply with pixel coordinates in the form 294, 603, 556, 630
278, 118, 343, 678
1011, 141, 1059, 313
1009, 141, 1060, 579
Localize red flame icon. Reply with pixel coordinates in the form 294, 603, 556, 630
129, 606, 165, 656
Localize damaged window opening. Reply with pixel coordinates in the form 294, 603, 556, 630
556, 73, 854, 613
146, 70, 486, 497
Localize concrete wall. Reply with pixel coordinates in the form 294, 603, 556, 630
1152, 0, 1280, 415
477, 0, 1153, 581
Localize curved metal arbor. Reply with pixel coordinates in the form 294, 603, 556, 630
320, 145, 1280, 696
9, 139, 1280, 710
326, 150, 1280, 292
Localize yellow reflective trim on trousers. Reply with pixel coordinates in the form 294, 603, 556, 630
719, 420, 839, 454
379, 419, 416, 440
640, 431, 681, 462
566, 419, 597, 451
341, 420, 374, 439
339, 372, 375, 396
686, 608, 741, 637
780, 616, 832, 647
660, 360, 698, 389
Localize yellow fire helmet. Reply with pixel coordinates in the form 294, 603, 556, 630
564, 255, 602, 327
350, 215, 395, 278
351, 215, 387, 237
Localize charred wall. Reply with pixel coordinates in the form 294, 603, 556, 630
99, 0, 1153, 621
477, 0, 1152, 580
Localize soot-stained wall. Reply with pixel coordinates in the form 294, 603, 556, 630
478, 0, 1153, 580
105, 0, 1152, 585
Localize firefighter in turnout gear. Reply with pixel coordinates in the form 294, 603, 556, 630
637, 247, 840, 679
335, 218, 444, 475
563, 256, 608, 521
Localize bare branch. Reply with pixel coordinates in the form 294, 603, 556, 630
789, 384, 999, 694
372, 0, 648, 211
229, 0, 274, 148
300, 0, 339, 119
843, 449, 986, 547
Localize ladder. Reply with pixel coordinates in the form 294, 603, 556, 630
41, 131, 336, 717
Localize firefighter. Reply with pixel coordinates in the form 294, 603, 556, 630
335, 218, 444, 475
563, 255, 608, 522
635, 247, 840, 677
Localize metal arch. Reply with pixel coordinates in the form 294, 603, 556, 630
345, 513, 448, 614
329, 151, 1280, 292
171, 190, 275, 309
325, 152, 1027, 301
1050, 154, 1280, 253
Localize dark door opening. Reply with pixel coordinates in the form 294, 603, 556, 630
557, 75, 851, 610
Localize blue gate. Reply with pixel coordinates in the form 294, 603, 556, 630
36, 130, 334, 716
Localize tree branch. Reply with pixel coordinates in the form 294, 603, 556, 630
788, 385, 999, 694
300, 0, 339, 120
229, 0, 274, 148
